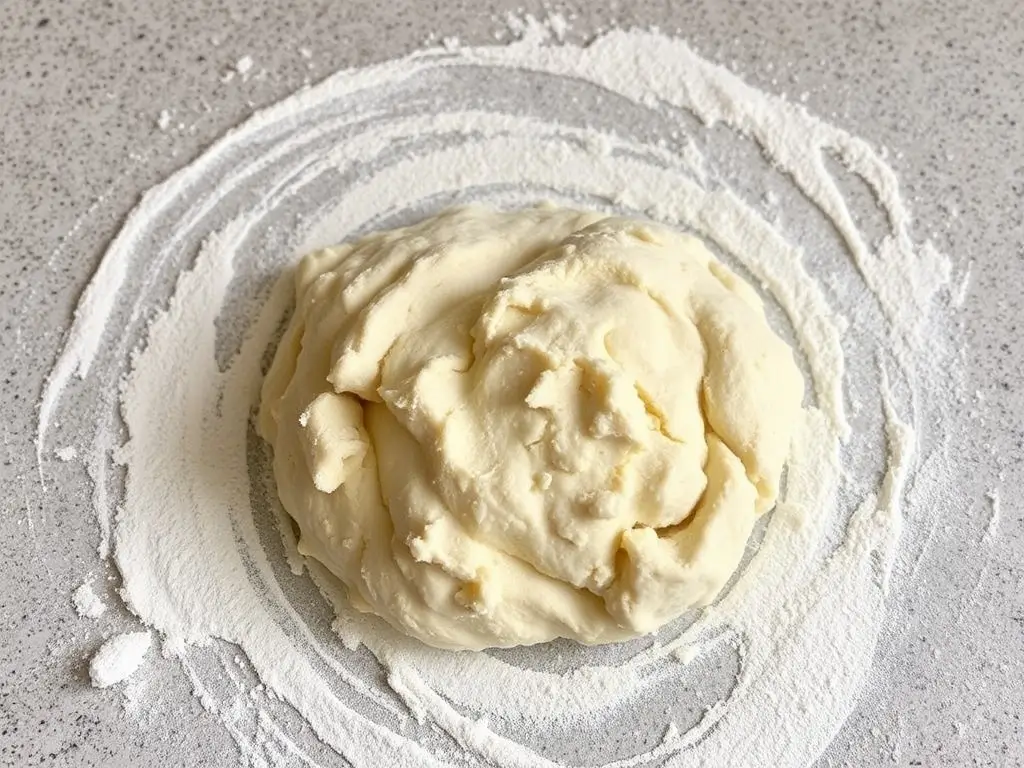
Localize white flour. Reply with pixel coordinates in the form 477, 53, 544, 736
39, 19, 958, 768
984, 489, 1001, 541
89, 631, 152, 688
54, 445, 77, 462
73, 579, 106, 619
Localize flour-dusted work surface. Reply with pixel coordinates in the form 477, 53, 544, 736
1, 2, 1022, 767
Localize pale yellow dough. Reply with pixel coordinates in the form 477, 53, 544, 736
259, 205, 804, 650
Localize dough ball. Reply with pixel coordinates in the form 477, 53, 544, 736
259, 205, 804, 650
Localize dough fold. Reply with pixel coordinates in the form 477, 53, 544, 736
259, 205, 804, 650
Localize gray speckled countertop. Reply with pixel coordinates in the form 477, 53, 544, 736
1, 1, 1022, 766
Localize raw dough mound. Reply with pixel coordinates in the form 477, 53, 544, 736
259, 205, 804, 650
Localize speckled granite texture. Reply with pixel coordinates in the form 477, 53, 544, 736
1, 1, 1021, 766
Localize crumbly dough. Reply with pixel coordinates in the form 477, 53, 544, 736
259, 205, 804, 650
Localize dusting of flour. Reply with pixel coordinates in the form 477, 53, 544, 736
39, 17, 958, 768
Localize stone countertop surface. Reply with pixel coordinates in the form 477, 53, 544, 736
1, 1, 1021, 766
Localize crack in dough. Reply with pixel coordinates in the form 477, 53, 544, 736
259, 205, 804, 650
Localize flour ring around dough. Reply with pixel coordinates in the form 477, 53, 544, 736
37, 26, 950, 768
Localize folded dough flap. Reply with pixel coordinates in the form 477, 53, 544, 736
604, 435, 758, 632
299, 391, 369, 494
